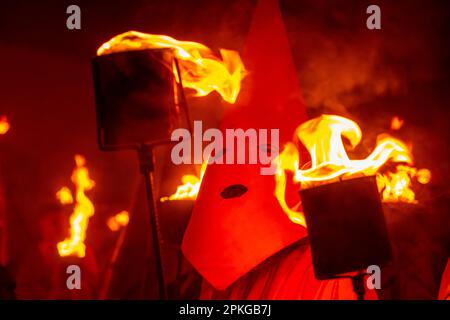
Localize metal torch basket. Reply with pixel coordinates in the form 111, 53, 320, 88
300, 175, 392, 280
92, 48, 188, 151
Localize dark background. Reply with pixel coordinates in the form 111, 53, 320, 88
0, 0, 448, 298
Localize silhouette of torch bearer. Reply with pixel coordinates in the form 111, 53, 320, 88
92, 48, 190, 299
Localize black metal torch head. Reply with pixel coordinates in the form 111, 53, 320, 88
300, 175, 392, 280
92, 49, 184, 150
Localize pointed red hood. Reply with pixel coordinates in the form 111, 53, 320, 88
182, 0, 309, 290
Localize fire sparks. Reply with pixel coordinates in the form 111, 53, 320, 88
107, 210, 129, 232
0, 115, 10, 135
160, 162, 207, 202
274, 115, 430, 226
57, 155, 95, 258
97, 31, 246, 104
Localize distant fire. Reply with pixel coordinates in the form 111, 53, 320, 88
57, 155, 95, 258
0, 115, 10, 135
107, 210, 129, 232
391, 116, 404, 130
160, 162, 207, 202
274, 115, 431, 227
97, 31, 247, 104
56, 187, 73, 204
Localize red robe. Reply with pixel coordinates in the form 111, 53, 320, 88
439, 258, 450, 300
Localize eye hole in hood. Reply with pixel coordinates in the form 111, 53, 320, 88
220, 184, 248, 199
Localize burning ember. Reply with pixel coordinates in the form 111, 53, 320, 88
274, 114, 431, 226
160, 162, 207, 202
56, 155, 95, 258
0, 115, 10, 135
97, 31, 246, 104
107, 210, 129, 231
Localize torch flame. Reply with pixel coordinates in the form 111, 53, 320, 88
57, 155, 95, 258
0, 115, 10, 135
107, 210, 129, 232
97, 31, 246, 104
160, 161, 207, 202
293, 115, 412, 185
273, 143, 306, 226
274, 115, 430, 227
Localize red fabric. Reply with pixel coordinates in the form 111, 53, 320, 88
182, 0, 309, 290
439, 258, 450, 300
200, 241, 378, 300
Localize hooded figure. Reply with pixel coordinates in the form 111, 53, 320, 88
182, 0, 374, 299
182, 0, 308, 290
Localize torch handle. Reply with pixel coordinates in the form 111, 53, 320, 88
351, 271, 366, 301
139, 145, 167, 300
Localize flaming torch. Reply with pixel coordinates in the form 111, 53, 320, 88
0, 115, 10, 264
273, 114, 430, 297
98, 210, 130, 299
97, 31, 246, 104
274, 114, 430, 226
56, 155, 95, 258
107, 210, 129, 232
93, 31, 246, 299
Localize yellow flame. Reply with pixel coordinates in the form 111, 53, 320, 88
0, 115, 10, 135
56, 187, 74, 205
274, 143, 306, 226
57, 155, 95, 258
293, 115, 412, 185
107, 210, 129, 232
160, 162, 207, 202
274, 115, 430, 226
377, 165, 431, 203
97, 31, 246, 104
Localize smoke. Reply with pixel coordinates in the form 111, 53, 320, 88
299, 35, 405, 115
281, 0, 449, 116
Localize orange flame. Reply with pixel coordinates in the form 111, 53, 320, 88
391, 116, 404, 130
57, 155, 95, 258
0, 116, 10, 135
160, 162, 207, 202
97, 31, 246, 104
107, 210, 129, 232
274, 115, 430, 226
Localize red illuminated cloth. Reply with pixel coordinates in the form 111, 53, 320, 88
200, 240, 378, 300
182, 0, 309, 290
439, 258, 450, 300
